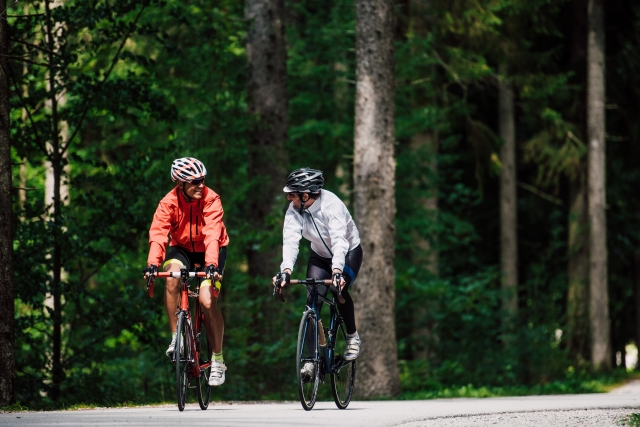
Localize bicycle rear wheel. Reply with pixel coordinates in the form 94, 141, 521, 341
175, 312, 192, 412
196, 313, 212, 410
330, 321, 355, 409
296, 309, 320, 411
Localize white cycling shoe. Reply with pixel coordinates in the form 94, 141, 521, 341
166, 336, 177, 358
300, 362, 315, 381
209, 360, 227, 386
344, 336, 360, 361
166, 336, 184, 358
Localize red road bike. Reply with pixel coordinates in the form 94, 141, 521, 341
147, 266, 212, 411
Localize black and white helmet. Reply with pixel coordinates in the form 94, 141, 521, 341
283, 168, 324, 193
171, 157, 207, 183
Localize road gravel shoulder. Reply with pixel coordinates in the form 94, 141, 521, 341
1, 388, 639, 426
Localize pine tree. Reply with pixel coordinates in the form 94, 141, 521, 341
0, 0, 16, 407
353, 0, 400, 398
587, 0, 611, 370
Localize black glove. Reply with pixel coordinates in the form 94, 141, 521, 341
276, 271, 291, 285
143, 264, 158, 278
205, 264, 221, 279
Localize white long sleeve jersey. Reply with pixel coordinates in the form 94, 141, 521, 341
280, 189, 361, 273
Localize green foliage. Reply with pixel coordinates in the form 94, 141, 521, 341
621, 413, 640, 427
0, 403, 29, 413
399, 366, 633, 399
8, 0, 640, 409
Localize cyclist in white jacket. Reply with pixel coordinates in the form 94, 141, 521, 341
274, 168, 363, 380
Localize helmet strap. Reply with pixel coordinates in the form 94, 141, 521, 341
296, 192, 308, 215
179, 182, 193, 203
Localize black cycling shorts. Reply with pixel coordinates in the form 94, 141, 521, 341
306, 244, 363, 290
163, 246, 227, 273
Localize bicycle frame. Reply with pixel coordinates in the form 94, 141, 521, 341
277, 277, 356, 410
156, 268, 211, 378
292, 279, 343, 375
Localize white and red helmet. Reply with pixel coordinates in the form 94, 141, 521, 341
171, 157, 207, 183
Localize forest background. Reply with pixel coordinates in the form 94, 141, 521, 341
1, 0, 639, 409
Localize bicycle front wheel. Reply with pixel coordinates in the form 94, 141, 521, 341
175, 311, 192, 412
196, 313, 212, 410
296, 309, 319, 411
330, 321, 355, 409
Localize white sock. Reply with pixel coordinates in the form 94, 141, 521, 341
347, 331, 359, 340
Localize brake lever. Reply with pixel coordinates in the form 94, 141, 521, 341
333, 273, 345, 304
146, 275, 155, 298
273, 277, 285, 303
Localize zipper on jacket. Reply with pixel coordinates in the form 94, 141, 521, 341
196, 215, 199, 235
190, 206, 195, 252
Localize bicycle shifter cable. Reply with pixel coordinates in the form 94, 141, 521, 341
305, 209, 345, 304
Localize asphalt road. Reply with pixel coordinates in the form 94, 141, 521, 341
2, 390, 640, 427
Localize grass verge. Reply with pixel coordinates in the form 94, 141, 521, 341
0, 402, 29, 413
620, 413, 640, 426
398, 367, 637, 400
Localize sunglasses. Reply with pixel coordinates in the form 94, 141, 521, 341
190, 178, 205, 185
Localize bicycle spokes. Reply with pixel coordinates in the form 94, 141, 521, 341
330, 322, 355, 409
297, 311, 319, 411
176, 312, 192, 411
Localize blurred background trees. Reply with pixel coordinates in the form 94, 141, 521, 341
3, 0, 640, 407
0, 0, 16, 407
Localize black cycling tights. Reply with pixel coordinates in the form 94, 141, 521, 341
305, 245, 363, 335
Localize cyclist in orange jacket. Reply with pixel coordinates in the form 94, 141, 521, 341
144, 157, 229, 386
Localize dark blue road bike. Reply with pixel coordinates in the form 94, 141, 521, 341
274, 277, 356, 411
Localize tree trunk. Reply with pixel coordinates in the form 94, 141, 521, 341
19, 66, 28, 211
499, 65, 518, 325
353, 0, 400, 398
411, 132, 438, 359
407, 0, 438, 360
567, 175, 589, 361
635, 249, 640, 356
44, 0, 65, 399
245, 0, 287, 278
245, 0, 288, 390
566, 0, 590, 363
0, 0, 16, 406
587, 0, 611, 370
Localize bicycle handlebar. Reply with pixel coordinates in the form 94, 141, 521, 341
289, 279, 333, 285
273, 278, 345, 304
155, 272, 207, 278
145, 271, 208, 298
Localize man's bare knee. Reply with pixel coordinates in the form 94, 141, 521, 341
199, 289, 218, 311
164, 263, 182, 294
201, 298, 212, 310
166, 278, 180, 294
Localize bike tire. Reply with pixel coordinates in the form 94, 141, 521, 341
196, 313, 212, 410
175, 311, 191, 412
296, 309, 320, 411
330, 321, 356, 409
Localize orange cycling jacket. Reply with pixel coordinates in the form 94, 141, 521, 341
147, 186, 229, 268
